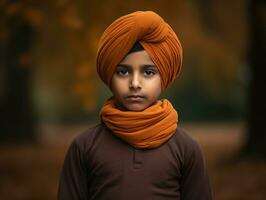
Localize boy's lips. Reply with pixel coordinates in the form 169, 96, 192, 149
126, 95, 145, 101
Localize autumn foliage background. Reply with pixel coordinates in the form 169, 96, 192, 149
1, 0, 266, 200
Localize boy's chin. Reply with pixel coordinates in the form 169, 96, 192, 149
114, 99, 159, 111
123, 103, 151, 112
126, 107, 146, 112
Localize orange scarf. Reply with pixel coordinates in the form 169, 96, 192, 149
100, 98, 178, 149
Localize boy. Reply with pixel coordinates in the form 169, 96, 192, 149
58, 11, 212, 200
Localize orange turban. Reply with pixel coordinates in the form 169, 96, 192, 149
96, 11, 183, 89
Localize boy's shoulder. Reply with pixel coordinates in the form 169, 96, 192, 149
72, 123, 107, 151
171, 127, 203, 157
174, 127, 198, 145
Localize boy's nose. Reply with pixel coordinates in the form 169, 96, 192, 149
129, 73, 141, 89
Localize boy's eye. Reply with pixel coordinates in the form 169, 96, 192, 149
116, 68, 129, 76
144, 69, 156, 76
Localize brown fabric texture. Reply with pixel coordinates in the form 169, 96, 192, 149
96, 11, 183, 89
100, 98, 178, 149
58, 124, 213, 200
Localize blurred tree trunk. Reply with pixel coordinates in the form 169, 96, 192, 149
0, 12, 37, 144
242, 0, 266, 158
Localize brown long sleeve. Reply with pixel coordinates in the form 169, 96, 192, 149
58, 123, 212, 200
180, 134, 212, 200
58, 141, 89, 200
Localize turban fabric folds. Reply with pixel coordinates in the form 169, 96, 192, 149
96, 11, 183, 89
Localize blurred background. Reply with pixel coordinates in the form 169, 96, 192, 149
0, 0, 265, 199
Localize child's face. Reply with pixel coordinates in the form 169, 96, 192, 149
111, 50, 162, 111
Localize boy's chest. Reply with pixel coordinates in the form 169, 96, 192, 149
86, 131, 183, 189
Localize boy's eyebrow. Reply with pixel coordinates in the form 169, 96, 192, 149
117, 64, 157, 68
117, 64, 131, 68
142, 64, 157, 68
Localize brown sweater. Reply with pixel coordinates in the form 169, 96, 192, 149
58, 123, 212, 200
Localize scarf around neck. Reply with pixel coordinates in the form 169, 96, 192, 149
100, 98, 178, 149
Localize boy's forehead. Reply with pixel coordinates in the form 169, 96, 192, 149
119, 50, 155, 66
